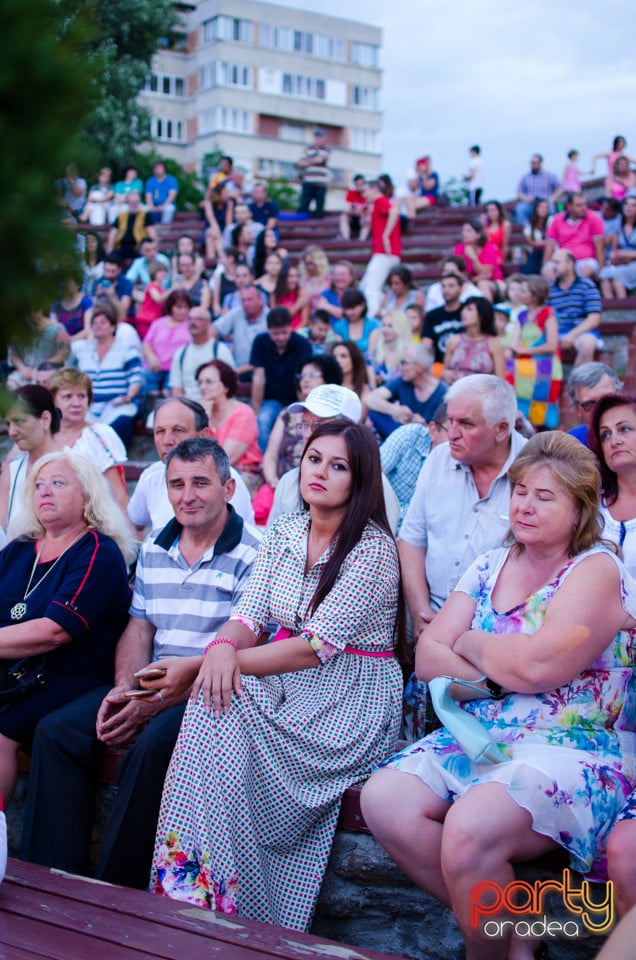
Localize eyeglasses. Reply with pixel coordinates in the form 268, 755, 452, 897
433, 421, 449, 433
296, 371, 323, 382
575, 399, 598, 412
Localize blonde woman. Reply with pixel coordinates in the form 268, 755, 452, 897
368, 310, 412, 383
0, 449, 133, 804
299, 245, 331, 312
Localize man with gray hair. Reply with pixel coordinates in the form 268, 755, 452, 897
128, 397, 253, 534
267, 383, 400, 531
567, 361, 623, 446
366, 343, 447, 440
399, 374, 526, 631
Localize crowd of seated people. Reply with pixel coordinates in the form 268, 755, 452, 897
3, 144, 636, 957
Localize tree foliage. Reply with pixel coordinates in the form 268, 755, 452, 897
0, 0, 95, 343
60, 0, 178, 169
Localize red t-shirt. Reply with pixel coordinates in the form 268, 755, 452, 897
345, 189, 367, 209
371, 196, 401, 257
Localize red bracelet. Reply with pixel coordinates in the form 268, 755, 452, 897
204, 637, 238, 655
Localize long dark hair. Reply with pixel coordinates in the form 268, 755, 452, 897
590, 394, 636, 506
463, 296, 496, 336
331, 340, 368, 398
299, 419, 406, 658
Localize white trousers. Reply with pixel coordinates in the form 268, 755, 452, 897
360, 253, 401, 316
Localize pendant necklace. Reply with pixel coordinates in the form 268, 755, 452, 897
10, 530, 87, 621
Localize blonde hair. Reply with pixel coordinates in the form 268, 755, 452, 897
300, 244, 330, 282
374, 310, 412, 368
12, 449, 135, 563
507, 431, 608, 557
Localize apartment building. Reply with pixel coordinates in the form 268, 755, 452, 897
138, 0, 383, 203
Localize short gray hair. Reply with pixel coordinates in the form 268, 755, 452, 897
165, 437, 231, 485
567, 362, 622, 403
411, 343, 434, 370
447, 374, 517, 431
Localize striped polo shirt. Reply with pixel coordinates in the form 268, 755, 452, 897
130, 506, 262, 659
72, 338, 145, 413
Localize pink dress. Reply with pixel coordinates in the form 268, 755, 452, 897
135, 283, 166, 340
449, 334, 494, 377
211, 403, 262, 473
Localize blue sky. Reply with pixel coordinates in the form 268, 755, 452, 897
278, 0, 635, 199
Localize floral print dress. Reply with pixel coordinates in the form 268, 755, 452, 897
152, 513, 403, 931
384, 546, 636, 876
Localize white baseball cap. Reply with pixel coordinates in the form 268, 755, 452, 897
288, 384, 361, 422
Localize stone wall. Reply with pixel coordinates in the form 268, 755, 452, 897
313, 833, 608, 960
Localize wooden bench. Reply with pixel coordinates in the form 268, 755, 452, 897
0, 858, 406, 960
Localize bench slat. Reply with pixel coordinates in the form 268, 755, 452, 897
2, 860, 407, 960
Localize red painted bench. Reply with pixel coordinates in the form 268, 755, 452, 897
0, 858, 407, 960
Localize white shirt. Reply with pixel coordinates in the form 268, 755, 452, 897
600, 502, 636, 578
127, 459, 255, 530
267, 466, 401, 535
398, 431, 527, 609
168, 339, 235, 402
115, 321, 143, 356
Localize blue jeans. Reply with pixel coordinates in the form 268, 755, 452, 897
257, 399, 283, 452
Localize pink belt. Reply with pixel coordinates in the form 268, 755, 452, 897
344, 646, 395, 658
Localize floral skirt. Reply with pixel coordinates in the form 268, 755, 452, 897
383, 727, 635, 877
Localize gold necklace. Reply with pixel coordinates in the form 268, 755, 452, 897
10, 530, 87, 621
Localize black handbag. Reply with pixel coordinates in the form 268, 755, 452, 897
0, 655, 46, 714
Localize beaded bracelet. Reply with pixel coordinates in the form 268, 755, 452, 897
204, 637, 238, 655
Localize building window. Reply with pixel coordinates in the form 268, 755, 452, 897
202, 15, 252, 45
351, 42, 379, 68
281, 73, 326, 102
200, 62, 213, 90
293, 30, 313, 54
152, 117, 184, 142
259, 24, 346, 60
350, 128, 381, 153
215, 62, 252, 88
200, 107, 253, 135
143, 73, 186, 98
332, 38, 346, 62
279, 122, 306, 143
314, 34, 330, 59
352, 85, 380, 110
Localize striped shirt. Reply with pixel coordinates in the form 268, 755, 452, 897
130, 507, 261, 659
72, 338, 144, 413
547, 276, 602, 335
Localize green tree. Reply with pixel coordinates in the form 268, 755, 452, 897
61, 0, 178, 170
0, 0, 95, 345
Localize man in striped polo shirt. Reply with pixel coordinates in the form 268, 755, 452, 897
296, 128, 331, 219
22, 438, 261, 890
547, 249, 603, 366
